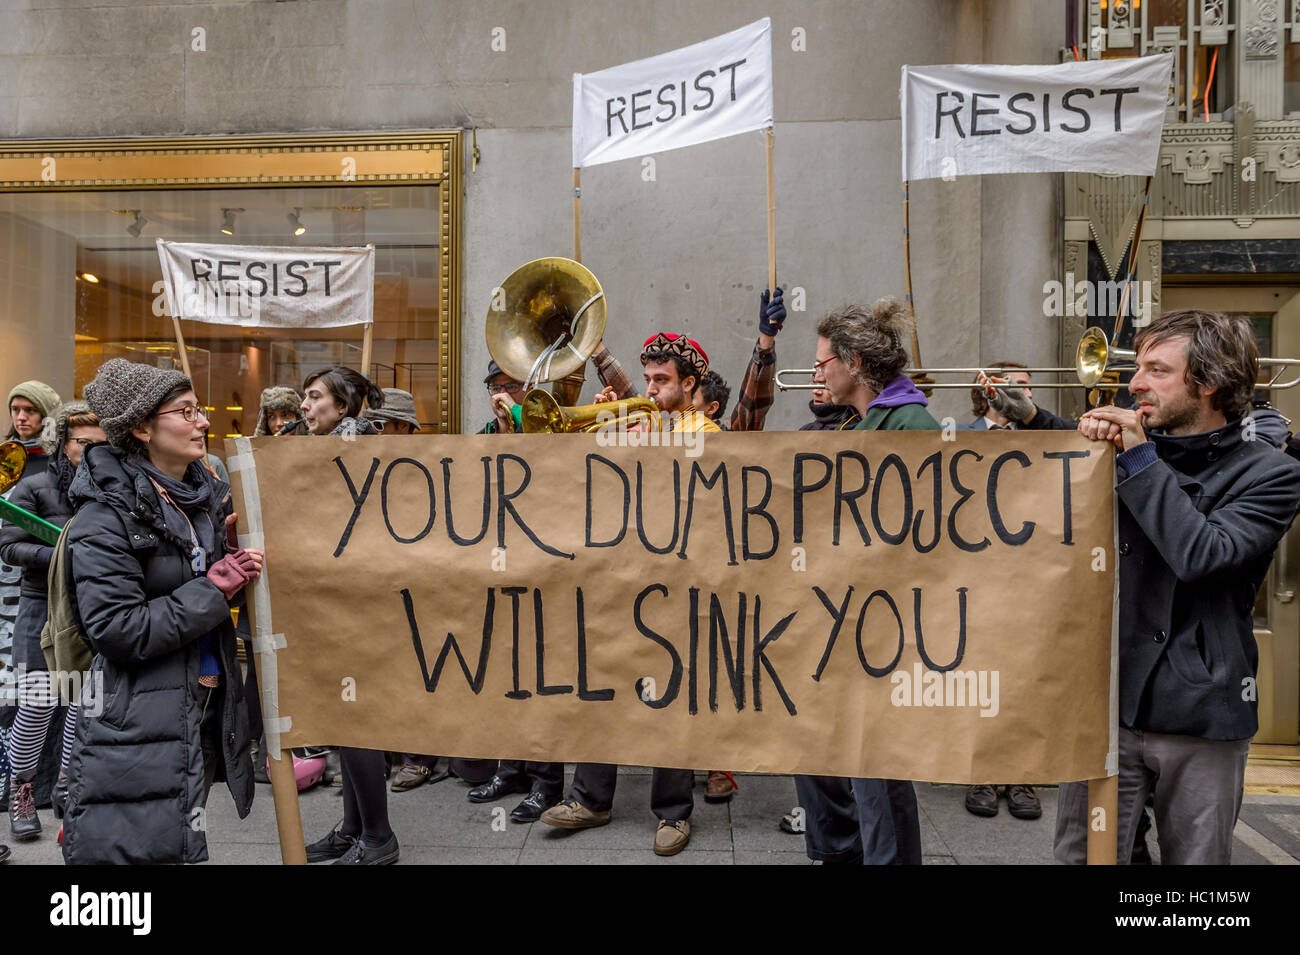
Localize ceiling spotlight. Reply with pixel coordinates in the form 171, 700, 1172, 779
287, 207, 306, 236
126, 210, 147, 238
79, 272, 100, 283
219, 208, 243, 236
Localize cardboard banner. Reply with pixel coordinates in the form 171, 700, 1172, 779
901, 53, 1172, 180
228, 431, 1116, 783
156, 238, 375, 328
572, 17, 773, 168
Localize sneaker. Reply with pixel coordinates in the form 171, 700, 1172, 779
964, 784, 999, 818
8, 778, 41, 840
704, 770, 737, 802
305, 825, 356, 863
539, 799, 611, 829
0, 842, 9, 863
653, 818, 691, 856
333, 833, 399, 865
1004, 784, 1042, 820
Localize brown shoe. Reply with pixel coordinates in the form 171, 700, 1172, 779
390, 762, 433, 793
539, 799, 611, 830
964, 784, 999, 817
1004, 784, 1042, 820
653, 818, 691, 856
704, 770, 737, 803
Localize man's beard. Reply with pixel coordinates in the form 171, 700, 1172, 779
1134, 391, 1200, 433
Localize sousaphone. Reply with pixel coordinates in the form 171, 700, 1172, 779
485, 257, 607, 406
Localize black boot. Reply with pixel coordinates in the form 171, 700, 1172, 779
8, 774, 41, 840
52, 770, 69, 820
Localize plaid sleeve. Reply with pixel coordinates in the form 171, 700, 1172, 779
592, 343, 640, 399
729, 342, 776, 433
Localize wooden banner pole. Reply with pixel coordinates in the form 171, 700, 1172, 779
1086, 775, 1120, 865
170, 316, 193, 380
1113, 175, 1154, 340
902, 179, 924, 369
573, 167, 583, 264
360, 323, 374, 380
267, 746, 308, 865
765, 127, 776, 291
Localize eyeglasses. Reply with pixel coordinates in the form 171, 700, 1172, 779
813, 355, 838, 370
487, 382, 525, 396
154, 405, 209, 424
68, 437, 97, 448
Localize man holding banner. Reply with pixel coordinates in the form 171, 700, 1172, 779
1057, 309, 1300, 864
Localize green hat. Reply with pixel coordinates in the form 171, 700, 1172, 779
7, 380, 62, 418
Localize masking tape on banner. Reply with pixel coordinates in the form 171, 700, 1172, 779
252, 633, 287, 655
237, 532, 265, 551
232, 437, 291, 756
226, 453, 254, 474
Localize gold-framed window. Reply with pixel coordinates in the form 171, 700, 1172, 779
0, 131, 462, 436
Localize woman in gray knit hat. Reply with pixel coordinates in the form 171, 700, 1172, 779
60, 359, 264, 864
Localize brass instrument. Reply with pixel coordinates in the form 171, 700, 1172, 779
484, 257, 607, 405
0, 442, 63, 545
520, 388, 659, 434
777, 326, 1300, 393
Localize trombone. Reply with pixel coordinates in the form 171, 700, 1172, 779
776, 327, 1300, 392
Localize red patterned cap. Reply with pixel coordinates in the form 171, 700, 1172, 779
641, 332, 709, 379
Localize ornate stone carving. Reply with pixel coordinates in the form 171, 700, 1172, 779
1243, 0, 1281, 59
1201, 1, 1229, 45
1167, 143, 1235, 184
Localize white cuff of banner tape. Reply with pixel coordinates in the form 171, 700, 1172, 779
226, 452, 254, 474
1105, 751, 1119, 776
263, 718, 294, 759
253, 633, 287, 655
237, 532, 265, 550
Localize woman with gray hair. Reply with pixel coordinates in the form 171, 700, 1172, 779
61, 359, 263, 864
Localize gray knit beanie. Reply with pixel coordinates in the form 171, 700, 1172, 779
83, 358, 192, 447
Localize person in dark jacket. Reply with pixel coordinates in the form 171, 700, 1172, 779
6, 380, 61, 480
960, 361, 1075, 431
62, 359, 263, 864
0, 402, 103, 838
1055, 309, 1300, 864
799, 387, 859, 431
298, 366, 400, 865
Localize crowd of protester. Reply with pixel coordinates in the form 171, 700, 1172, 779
2, 293, 1296, 865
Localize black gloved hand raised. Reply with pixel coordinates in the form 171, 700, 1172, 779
759, 287, 786, 337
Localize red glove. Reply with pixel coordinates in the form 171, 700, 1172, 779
207, 549, 260, 600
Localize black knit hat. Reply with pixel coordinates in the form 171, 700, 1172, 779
83, 358, 192, 447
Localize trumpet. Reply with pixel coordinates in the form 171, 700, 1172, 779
520, 389, 660, 434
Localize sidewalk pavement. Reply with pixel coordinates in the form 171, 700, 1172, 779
7, 768, 1299, 864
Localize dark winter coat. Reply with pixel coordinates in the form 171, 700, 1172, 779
0, 467, 73, 599
799, 400, 859, 431
60, 444, 253, 865
1117, 420, 1300, 740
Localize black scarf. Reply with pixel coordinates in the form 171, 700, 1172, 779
135, 457, 219, 560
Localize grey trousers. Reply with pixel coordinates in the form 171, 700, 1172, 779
1054, 726, 1251, 865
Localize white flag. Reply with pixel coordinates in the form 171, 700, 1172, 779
572, 18, 773, 169
156, 239, 375, 328
901, 54, 1172, 180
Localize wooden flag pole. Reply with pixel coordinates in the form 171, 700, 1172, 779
267, 746, 308, 865
573, 167, 583, 263
902, 179, 924, 369
765, 127, 776, 291
170, 316, 193, 380
360, 323, 374, 379
1086, 775, 1120, 864
1113, 175, 1154, 340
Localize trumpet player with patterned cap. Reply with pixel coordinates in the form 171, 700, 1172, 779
591, 332, 721, 438
1056, 308, 1300, 864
